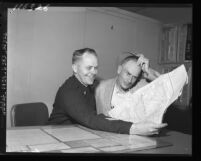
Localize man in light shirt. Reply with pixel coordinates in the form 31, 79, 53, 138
95, 52, 168, 135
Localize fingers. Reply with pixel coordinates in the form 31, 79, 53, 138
135, 53, 143, 57
154, 123, 168, 129
137, 55, 149, 72
144, 62, 149, 73
130, 122, 167, 135
136, 54, 144, 66
137, 130, 159, 136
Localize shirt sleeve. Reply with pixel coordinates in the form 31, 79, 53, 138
60, 89, 132, 134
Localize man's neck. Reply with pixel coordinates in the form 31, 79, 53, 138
115, 81, 130, 93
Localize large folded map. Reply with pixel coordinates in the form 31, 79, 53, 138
108, 64, 188, 124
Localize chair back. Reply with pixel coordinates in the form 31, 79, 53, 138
11, 102, 49, 127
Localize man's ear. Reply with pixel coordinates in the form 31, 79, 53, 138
117, 65, 122, 74
72, 64, 77, 73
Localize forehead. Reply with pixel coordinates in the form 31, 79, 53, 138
79, 52, 98, 65
122, 60, 141, 75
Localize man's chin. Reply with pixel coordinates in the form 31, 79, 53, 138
122, 85, 131, 91
87, 80, 94, 85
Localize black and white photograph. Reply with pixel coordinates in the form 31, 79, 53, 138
0, 3, 193, 156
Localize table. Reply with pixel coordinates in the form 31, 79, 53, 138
6, 124, 191, 154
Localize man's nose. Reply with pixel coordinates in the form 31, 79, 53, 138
128, 76, 136, 83
128, 76, 133, 83
91, 68, 97, 75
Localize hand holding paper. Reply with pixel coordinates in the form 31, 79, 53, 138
129, 121, 168, 135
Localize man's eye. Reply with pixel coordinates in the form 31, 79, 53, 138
87, 67, 92, 70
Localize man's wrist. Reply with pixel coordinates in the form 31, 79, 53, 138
143, 71, 149, 78
129, 124, 136, 135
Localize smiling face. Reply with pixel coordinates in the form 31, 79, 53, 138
117, 59, 142, 91
72, 52, 98, 86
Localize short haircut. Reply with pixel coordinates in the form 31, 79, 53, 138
72, 48, 97, 64
120, 55, 139, 66
120, 54, 143, 86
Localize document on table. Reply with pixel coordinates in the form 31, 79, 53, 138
29, 142, 71, 152
109, 64, 188, 124
99, 135, 156, 152
44, 126, 101, 142
100, 145, 129, 152
6, 145, 30, 152
83, 138, 120, 148
6, 129, 59, 147
61, 147, 100, 153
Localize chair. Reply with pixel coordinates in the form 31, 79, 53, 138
11, 102, 49, 127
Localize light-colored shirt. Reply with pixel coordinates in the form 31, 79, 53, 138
111, 79, 148, 110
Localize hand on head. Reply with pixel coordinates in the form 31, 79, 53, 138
136, 54, 150, 74
136, 54, 161, 80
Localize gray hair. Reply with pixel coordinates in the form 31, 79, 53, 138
72, 48, 97, 64
120, 54, 139, 66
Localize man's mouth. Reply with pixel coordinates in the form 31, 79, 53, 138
87, 75, 95, 80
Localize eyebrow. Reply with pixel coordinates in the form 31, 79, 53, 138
86, 65, 98, 68
126, 71, 138, 78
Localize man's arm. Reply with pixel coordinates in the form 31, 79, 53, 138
143, 67, 161, 81
136, 54, 160, 81
61, 89, 133, 134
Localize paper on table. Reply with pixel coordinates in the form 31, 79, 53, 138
65, 140, 90, 148
109, 64, 188, 124
106, 133, 156, 146
7, 129, 59, 146
83, 138, 120, 148
61, 147, 100, 153
6, 145, 30, 152
100, 145, 129, 152
100, 134, 157, 152
29, 142, 71, 152
44, 127, 101, 142
127, 135, 157, 149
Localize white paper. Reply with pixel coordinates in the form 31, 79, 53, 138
105, 133, 156, 147
6, 129, 59, 147
29, 142, 71, 152
61, 147, 100, 153
83, 138, 120, 148
100, 145, 129, 152
44, 127, 101, 142
109, 64, 188, 124
6, 145, 30, 152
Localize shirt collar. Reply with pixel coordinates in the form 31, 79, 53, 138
72, 75, 89, 90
